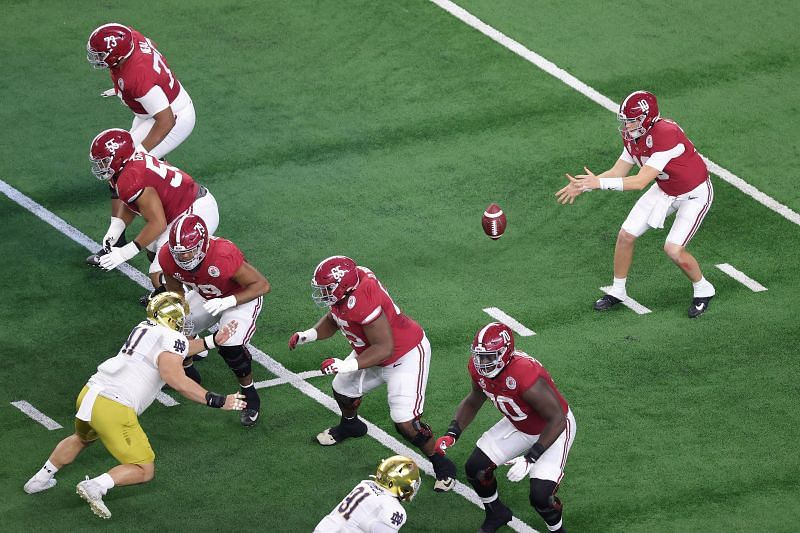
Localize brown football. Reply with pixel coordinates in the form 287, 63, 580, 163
482, 203, 507, 240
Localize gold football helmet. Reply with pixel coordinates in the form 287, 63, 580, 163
146, 292, 191, 334
372, 455, 421, 502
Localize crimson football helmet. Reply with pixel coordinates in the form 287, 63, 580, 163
89, 128, 135, 181
311, 256, 359, 307
471, 322, 515, 378
87, 23, 134, 69
618, 90, 660, 141
169, 214, 210, 271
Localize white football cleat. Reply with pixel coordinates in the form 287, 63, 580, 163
433, 477, 455, 492
24, 476, 56, 494
76, 477, 111, 519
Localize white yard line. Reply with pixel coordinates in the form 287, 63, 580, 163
715, 263, 768, 292
1, 179, 536, 533
600, 287, 652, 315
156, 391, 180, 406
430, 0, 800, 227
11, 401, 63, 430
482, 307, 536, 336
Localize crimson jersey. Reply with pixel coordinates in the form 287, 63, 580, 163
623, 119, 708, 196
159, 237, 245, 300
468, 351, 569, 435
110, 29, 182, 116
113, 152, 199, 223
330, 267, 424, 366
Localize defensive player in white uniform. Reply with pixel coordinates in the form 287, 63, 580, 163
23, 293, 245, 519
314, 455, 420, 533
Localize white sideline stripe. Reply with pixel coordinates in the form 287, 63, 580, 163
431, 0, 800, 228
255, 369, 321, 389
0, 180, 537, 533
715, 263, 768, 292
11, 401, 63, 430
482, 307, 536, 336
600, 287, 652, 315
156, 391, 180, 406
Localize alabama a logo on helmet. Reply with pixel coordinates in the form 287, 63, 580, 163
330, 265, 349, 282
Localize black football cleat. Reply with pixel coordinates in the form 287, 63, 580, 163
688, 295, 713, 318
86, 249, 109, 267
432, 455, 457, 492
594, 294, 623, 311
478, 501, 513, 533
240, 408, 260, 427
316, 419, 368, 445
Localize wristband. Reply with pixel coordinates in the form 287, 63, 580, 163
599, 177, 624, 191
446, 419, 463, 440
301, 328, 318, 343
203, 334, 217, 350
525, 442, 546, 463
119, 241, 141, 261
338, 358, 359, 373
205, 391, 225, 408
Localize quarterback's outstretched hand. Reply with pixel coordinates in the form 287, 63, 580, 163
505, 456, 532, 482
203, 295, 237, 317
555, 174, 586, 205
320, 357, 359, 375
223, 392, 247, 411
435, 435, 456, 455
289, 328, 318, 350
99, 242, 140, 270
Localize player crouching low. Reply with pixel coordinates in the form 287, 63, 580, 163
23, 293, 245, 519
289, 256, 457, 492
314, 455, 420, 532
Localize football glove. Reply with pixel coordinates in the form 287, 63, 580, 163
505, 456, 532, 482
202, 295, 237, 317
99, 241, 140, 270
288, 328, 318, 350
435, 435, 457, 455
320, 357, 359, 375
101, 88, 116, 98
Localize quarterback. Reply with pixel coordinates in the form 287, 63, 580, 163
556, 90, 715, 318
23, 293, 245, 519
161, 213, 271, 427
436, 323, 576, 533
314, 456, 420, 532
289, 256, 457, 492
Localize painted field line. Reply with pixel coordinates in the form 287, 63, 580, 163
600, 287, 652, 315
11, 401, 63, 430
156, 391, 180, 406
1, 179, 537, 533
255, 370, 321, 389
483, 307, 536, 336
431, 0, 800, 228
715, 263, 768, 292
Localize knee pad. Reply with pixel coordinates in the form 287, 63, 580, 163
395, 417, 432, 448
465, 448, 497, 485
217, 345, 252, 378
333, 390, 362, 410
529, 478, 559, 511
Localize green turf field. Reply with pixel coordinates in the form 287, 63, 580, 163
2, 1, 799, 531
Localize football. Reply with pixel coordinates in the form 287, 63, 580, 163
482, 203, 507, 240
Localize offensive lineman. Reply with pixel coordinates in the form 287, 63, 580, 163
314, 455, 420, 532
23, 293, 245, 519
436, 323, 576, 533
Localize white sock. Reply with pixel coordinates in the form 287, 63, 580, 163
609, 277, 627, 299
480, 492, 499, 504
35, 460, 58, 481
692, 276, 715, 297
93, 473, 115, 494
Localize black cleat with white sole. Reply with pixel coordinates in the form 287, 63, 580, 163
478, 500, 513, 533
316, 418, 368, 445
240, 408, 260, 427
594, 294, 623, 311
688, 295, 713, 318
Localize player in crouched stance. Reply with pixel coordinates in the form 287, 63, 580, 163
289, 256, 457, 492
314, 455, 420, 533
23, 293, 244, 518
436, 323, 576, 533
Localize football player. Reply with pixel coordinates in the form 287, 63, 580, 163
436, 323, 576, 533
23, 293, 245, 519
314, 455, 420, 532
87, 23, 196, 257
288, 256, 457, 492
87, 128, 219, 300
556, 90, 715, 318
160, 213, 270, 427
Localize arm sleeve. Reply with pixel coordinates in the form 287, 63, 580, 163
136, 85, 171, 116
619, 146, 635, 164
645, 143, 686, 172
